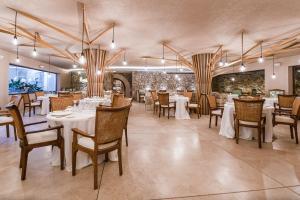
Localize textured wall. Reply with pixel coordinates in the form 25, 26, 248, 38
212, 70, 265, 94
132, 72, 195, 98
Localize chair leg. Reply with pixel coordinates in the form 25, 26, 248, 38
215, 116, 218, 126
118, 146, 123, 176
258, 127, 262, 148
33, 107, 36, 115
93, 155, 98, 190
13, 125, 17, 141
168, 108, 170, 119
197, 108, 200, 119
105, 153, 109, 162
209, 115, 212, 128
19, 148, 23, 168
23, 106, 26, 117
290, 125, 294, 139
29, 107, 31, 117
60, 138, 65, 170
6, 124, 10, 138
262, 127, 266, 143
72, 147, 77, 176
125, 128, 128, 146
294, 125, 299, 144
159, 107, 161, 118
21, 150, 28, 180
236, 123, 240, 144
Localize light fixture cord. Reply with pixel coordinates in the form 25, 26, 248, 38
17, 45, 19, 58
260, 42, 263, 57
123, 51, 126, 61
112, 24, 115, 42
220, 47, 222, 62
14, 11, 17, 37
272, 55, 275, 74
162, 44, 164, 59
34, 32, 37, 50
81, 11, 84, 53
225, 51, 227, 63
241, 32, 244, 64
48, 56, 51, 73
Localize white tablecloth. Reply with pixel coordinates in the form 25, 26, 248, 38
219, 103, 274, 142
227, 94, 239, 103
37, 94, 58, 115
46, 110, 117, 172
170, 95, 190, 120
79, 97, 111, 110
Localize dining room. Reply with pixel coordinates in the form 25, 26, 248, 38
1, 0, 300, 199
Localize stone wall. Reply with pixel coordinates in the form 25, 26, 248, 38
132, 72, 195, 98
212, 70, 265, 94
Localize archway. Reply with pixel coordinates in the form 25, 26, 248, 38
112, 74, 131, 97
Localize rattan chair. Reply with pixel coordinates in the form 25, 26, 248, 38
6, 105, 64, 180
158, 93, 175, 119
72, 105, 130, 189
21, 93, 42, 117
272, 98, 300, 144
233, 99, 266, 148
239, 95, 261, 100
50, 97, 74, 111
137, 90, 145, 103
150, 90, 159, 114
207, 95, 223, 128
71, 92, 82, 101
123, 98, 133, 146
188, 94, 201, 119
58, 91, 72, 97
34, 91, 45, 99
274, 95, 296, 114
0, 108, 16, 140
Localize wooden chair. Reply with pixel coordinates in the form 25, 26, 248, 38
8, 95, 22, 107
207, 95, 223, 128
272, 98, 300, 144
50, 97, 74, 111
150, 90, 159, 114
233, 99, 266, 148
34, 91, 45, 99
137, 90, 145, 103
71, 92, 82, 101
188, 94, 201, 119
112, 94, 125, 107
274, 95, 296, 114
21, 93, 42, 117
239, 95, 261, 100
158, 93, 175, 119
72, 105, 130, 189
58, 91, 72, 97
0, 108, 16, 140
6, 105, 64, 180
122, 98, 133, 146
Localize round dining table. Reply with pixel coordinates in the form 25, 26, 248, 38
219, 102, 274, 142
47, 109, 117, 172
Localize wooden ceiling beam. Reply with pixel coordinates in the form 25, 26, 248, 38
141, 56, 179, 62
105, 49, 125, 66
7, 7, 89, 45
163, 43, 192, 68
90, 25, 114, 44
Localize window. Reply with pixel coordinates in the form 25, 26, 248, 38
8, 64, 57, 94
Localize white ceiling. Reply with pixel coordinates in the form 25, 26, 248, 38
1, 0, 300, 69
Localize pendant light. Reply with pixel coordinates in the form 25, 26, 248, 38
79, 11, 86, 64
258, 42, 264, 63
272, 55, 276, 79
12, 11, 18, 45
161, 44, 165, 64
15, 45, 20, 63
240, 32, 246, 72
218, 47, 224, 67
122, 51, 127, 65
162, 62, 166, 74
179, 62, 183, 72
72, 60, 77, 68
110, 24, 116, 49
32, 32, 38, 57
231, 65, 235, 82
224, 51, 229, 66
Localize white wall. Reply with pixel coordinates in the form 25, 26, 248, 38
218, 54, 300, 94
0, 48, 71, 106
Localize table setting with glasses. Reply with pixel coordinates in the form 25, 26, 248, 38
46, 97, 116, 172
219, 97, 274, 142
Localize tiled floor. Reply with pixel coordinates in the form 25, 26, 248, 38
1, 103, 300, 200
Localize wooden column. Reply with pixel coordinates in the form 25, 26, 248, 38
83, 48, 107, 97
192, 53, 213, 115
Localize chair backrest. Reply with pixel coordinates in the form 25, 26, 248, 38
21, 93, 31, 105
112, 94, 125, 107
58, 91, 72, 97
177, 90, 184, 95
292, 98, 300, 117
206, 95, 217, 109
35, 91, 45, 98
278, 95, 296, 108
239, 95, 261, 100
50, 97, 74, 111
9, 95, 22, 107
150, 90, 158, 101
183, 91, 193, 101
159, 90, 167, 93
234, 99, 265, 122
71, 92, 82, 101
6, 105, 27, 143
95, 105, 130, 145
158, 92, 169, 106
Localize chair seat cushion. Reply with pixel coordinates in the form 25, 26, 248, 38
78, 137, 118, 150
31, 101, 41, 106
239, 120, 264, 126
161, 103, 175, 108
275, 115, 294, 124
155, 101, 160, 105
188, 103, 198, 108
212, 109, 222, 115
27, 130, 58, 144
0, 116, 13, 124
